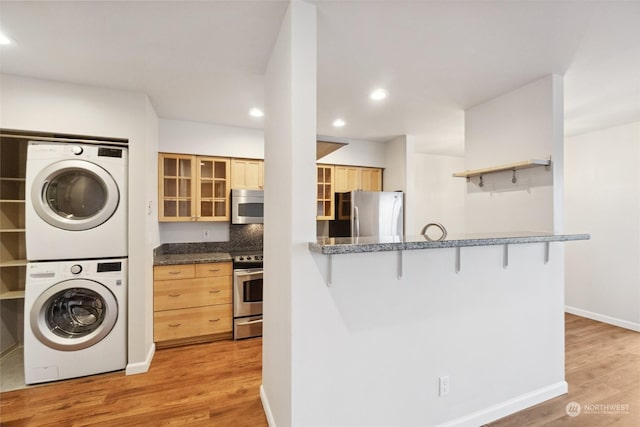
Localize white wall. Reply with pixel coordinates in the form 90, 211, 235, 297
261, 1, 318, 424
565, 122, 640, 331
383, 135, 418, 234
464, 75, 564, 233
0, 73, 159, 373
159, 118, 264, 158
318, 137, 386, 167
411, 153, 466, 236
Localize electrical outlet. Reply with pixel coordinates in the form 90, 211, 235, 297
439, 376, 450, 397
203, 229, 211, 239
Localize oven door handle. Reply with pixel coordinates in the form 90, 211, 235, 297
236, 318, 263, 326
234, 271, 263, 278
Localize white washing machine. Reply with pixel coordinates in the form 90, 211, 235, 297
25, 141, 127, 261
24, 258, 127, 385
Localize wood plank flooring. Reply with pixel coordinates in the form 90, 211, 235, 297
1, 314, 638, 426
0, 338, 268, 426
487, 314, 640, 426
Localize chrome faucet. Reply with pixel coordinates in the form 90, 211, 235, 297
421, 222, 447, 241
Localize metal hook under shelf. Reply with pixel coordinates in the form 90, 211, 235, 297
479, 175, 484, 187
512, 169, 517, 184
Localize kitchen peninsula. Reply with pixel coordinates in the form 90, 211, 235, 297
302, 231, 589, 426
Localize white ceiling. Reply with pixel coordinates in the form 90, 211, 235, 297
1, 1, 638, 155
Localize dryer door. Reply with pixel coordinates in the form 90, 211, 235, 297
30, 279, 118, 351
31, 159, 120, 231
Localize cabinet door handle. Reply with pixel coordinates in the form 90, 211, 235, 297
209, 268, 220, 272
168, 271, 182, 275
209, 289, 221, 293
209, 318, 221, 323
168, 323, 181, 327
168, 293, 181, 297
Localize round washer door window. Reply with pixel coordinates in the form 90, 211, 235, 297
30, 279, 118, 351
31, 159, 120, 231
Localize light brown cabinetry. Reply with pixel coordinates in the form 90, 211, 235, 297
231, 158, 264, 190
158, 153, 230, 222
316, 165, 334, 219
1, 137, 27, 302
359, 167, 383, 191
334, 166, 383, 192
153, 262, 233, 348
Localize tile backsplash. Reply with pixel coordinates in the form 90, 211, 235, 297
157, 224, 263, 255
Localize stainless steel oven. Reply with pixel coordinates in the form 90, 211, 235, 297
233, 254, 263, 339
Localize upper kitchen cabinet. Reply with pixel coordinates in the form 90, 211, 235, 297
158, 153, 230, 222
316, 164, 334, 220
360, 167, 383, 191
198, 157, 230, 221
231, 158, 264, 190
334, 166, 382, 192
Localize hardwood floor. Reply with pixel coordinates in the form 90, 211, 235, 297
487, 314, 640, 427
1, 314, 638, 426
0, 338, 268, 426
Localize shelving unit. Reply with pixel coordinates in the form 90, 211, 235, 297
0, 135, 28, 358
453, 159, 550, 178
452, 159, 551, 187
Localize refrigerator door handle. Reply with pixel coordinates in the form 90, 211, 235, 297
392, 197, 402, 237
354, 206, 360, 237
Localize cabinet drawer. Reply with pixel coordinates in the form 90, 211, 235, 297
154, 304, 232, 342
154, 276, 231, 311
195, 262, 232, 278
154, 264, 195, 281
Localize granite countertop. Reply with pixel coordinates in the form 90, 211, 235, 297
153, 252, 232, 266
309, 231, 590, 255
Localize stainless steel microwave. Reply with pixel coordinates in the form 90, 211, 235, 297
231, 189, 264, 224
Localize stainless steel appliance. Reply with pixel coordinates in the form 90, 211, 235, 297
231, 189, 264, 224
329, 191, 404, 238
233, 253, 263, 339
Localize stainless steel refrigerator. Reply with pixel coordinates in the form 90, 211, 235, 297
329, 191, 404, 238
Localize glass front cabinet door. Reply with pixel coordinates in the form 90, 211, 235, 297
197, 157, 230, 221
159, 154, 196, 221
159, 153, 230, 222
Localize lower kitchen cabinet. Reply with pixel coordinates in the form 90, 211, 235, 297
153, 261, 233, 348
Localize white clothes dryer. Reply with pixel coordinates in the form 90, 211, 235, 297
24, 258, 127, 385
25, 141, 127, 261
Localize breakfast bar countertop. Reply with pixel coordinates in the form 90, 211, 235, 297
309, 231, 590, 255
153, 252, 232, 266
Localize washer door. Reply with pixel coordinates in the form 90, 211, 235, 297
31, 159, 120, 231
30, 279, 118, 351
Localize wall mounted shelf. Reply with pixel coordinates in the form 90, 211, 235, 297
452, 159, 550, 179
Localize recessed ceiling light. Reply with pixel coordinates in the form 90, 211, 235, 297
249, 108, 264, 118
0, 32, 13, 45
369, 88, 388, 101
332, 118, 346, 127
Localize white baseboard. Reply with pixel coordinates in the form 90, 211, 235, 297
437, 381, 568, 427
260, 384, 276, 427
125, 342, 156, 375
565, 306, 640, 332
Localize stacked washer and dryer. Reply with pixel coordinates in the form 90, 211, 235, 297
24, 141, 128, 385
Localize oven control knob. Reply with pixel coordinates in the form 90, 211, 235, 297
71, 146, 84, 155
239, 256, 245, 261
70, 264, 83, 275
